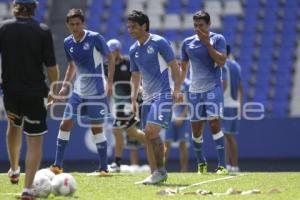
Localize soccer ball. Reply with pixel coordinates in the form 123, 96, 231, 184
51, 173, 76, 196
32, 174, 52, 198
36, 168, 55, 181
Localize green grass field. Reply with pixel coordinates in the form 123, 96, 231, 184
1, 172, 300, 200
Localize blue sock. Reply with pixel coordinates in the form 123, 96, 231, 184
54, 130, 70, 168
192, 136, 206, 164
94, 134, 108, 171
213, 131, 225, 167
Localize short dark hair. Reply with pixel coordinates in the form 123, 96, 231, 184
127, 10, 150, 32
226, 45, 231, 56
12, 2, 37, 17
193, 10, 210, 24
66, 9, 85, 23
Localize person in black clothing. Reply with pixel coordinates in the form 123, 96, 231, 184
0, 0, 59, 199
105, 39, 156, 172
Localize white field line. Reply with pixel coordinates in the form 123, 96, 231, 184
179, 173, 247, 192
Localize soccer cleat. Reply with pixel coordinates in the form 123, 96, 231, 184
197, 163, 208, 175
135, 169, 168, 185
8, 167, 20, 184
216, 166, 229, 175
96, 169, 111, 177
49, 165, 63, 175
109, 162, 121, 173
21, 192, 35, 200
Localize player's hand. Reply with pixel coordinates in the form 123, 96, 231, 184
172, 90, 183, 104
47, 93, 55, 108
57, 86, 69, 101
131, 100, 139, 117
106, 81, 113, 97
197, 30, 210, 46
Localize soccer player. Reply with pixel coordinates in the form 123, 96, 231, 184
127, 10, 182, 184
181, 10, 228, 175
49, 9, 115, 176
164, 70, 191, 172
0, 0, 59, 199
222, 45, 243, 173
104, 39, 155, 172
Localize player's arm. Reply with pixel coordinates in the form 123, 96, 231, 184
198, 30, 226, 66
180, 61, 189, 86
168, 60, 183, 103
47, 65, 59, 96
106, 52, 115, 96
131, 72, 141, 115
222, 66, 228, 92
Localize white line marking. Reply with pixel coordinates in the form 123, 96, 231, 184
0, 193, 20, 196
179, 173, 247, 192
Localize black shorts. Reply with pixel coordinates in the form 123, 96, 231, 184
113, 104, 139, 130
3, 94, 47, 136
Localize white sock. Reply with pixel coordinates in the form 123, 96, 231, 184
22, 188, 32, 194
212, 131, 224, 140
93, 133, 106, 144
58, 130, 70, 141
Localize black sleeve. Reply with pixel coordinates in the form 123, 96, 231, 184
42, 28, 56, 67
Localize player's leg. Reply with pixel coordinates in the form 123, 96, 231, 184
142, 96, 172, 184
24, 135, 43, 193
3, 94, 23, 184
111, 127, 124, 172
163, 122, 174, 168
224, 134, 232, 170
87, 96, 111, 174
191, 120, 207, 174
179, 141, 188, 172
51, 93, 80, 173
21, 95, 47, 198
188, 92, 207, 174
225, 134, 239, 171
129, 146, 139, 165
177, 121, 190, 172
205, 86, 227, 174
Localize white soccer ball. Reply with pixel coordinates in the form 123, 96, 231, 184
32, 174, 52, 198
36, 168, 56, 181
51, 173, 76, 196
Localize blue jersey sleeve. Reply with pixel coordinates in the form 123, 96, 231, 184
64, 42, 73, 62
180, 41, 189, 61
94, 34, 110, 57
129, 51, 139, 72
214, 35, 226, 55
158, 38, 175, 63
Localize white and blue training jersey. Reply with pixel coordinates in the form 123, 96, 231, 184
129, 34, 175, 100
64, 30, 110, 96
223, 59, 242, 108
181, 32, 226, 93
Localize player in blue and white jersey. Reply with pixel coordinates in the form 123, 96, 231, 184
181, 10, 228, 175
222, 45, 243, 173
127, 10, 182, 184
50, 9, 115, 176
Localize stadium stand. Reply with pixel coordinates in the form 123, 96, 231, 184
84, 0, 300, 117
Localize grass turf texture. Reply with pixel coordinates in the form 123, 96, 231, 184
0, 172, 300, 200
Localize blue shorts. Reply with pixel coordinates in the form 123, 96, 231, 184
164, 120, 191, 142
187, 85, 224, 121
63, 92, 111, 124
141, 93, 173, 130
222, 107, 240, 134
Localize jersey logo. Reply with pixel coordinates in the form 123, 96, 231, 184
135, 52, 139, 58
70, 47, 74, 53
147, 46, 154, 54
100, 109, 105, 115
83, 42, 90, 50
158, 115, 164, 121
120, 65, 127, 71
